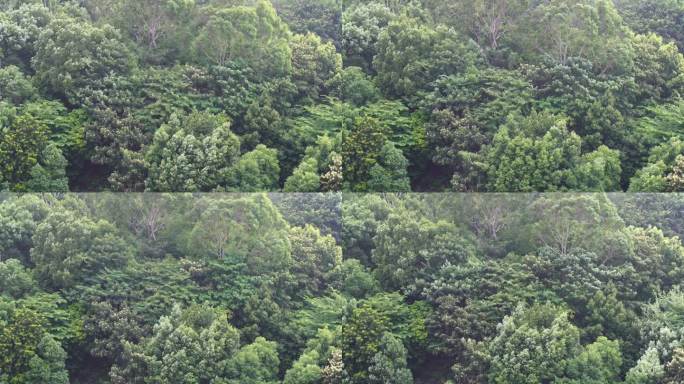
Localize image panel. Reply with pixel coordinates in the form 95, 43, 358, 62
4, 0, 683, 193
340, 193, 684, 383
2, 192, 683, 383
0, 192, 343, 383
337, 0, 684, 192
0, 0, 344, 193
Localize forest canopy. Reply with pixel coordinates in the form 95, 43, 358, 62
0, 192, 683, 383
3, 1, 684, 383
1, 0, 684, 192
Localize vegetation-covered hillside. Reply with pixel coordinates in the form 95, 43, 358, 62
1, 193, 684, 383
2, 0, 684, 191
3, 1, 684, 383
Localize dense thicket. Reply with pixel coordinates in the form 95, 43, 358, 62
1, 0, 684, 192
1, 193, 684, 383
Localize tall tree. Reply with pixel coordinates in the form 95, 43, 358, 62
0, 112, 48, 190
368, 332, 413, 384
31, 207, 132, 290
488, 304, 580, 384
145, 111, 241, 192
192, 1, 291, 80
188, 195, 292, 276
373, 16, 481, 99
32, 14, 135, 104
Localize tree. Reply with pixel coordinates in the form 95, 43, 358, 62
341, 194, 391, 266
334, 259, 380, 299
584, 283, 640, 360
0, 305, 41, 378
192, 1, 291, 81
488, 304, 580, 384
640, 287, 684, 363
272, 193, 342, 240
30, 207, 132, 290
367, 332, 413, 384
664, 348, 684, 384
0, 195, 50, 264
225, 337, 280, 384
341, 2, 394, 71
623, 226, 684, 301
617, 0, 684, 51
625, 347, 664, 384
0, 65, 36, 105
19, 100, 86, 168
69, 256, 202, 328
284, 132, 342, 192
321, 349, 345, 384
429, 0, 531, 53
88, 193, 178, 257
24, 334, 69, 384
367, 142, 411, 192
111, 303, 241, 383
423, 255, 548, 357
486, 113, 575, 190
524, 247, 609, 313
81, 78, 149, 191
562, 337, 623, 384
574, 145, 622, 192
342, 116, 388, 191
524, 194, 626, 258
665, 155, 684, 190
274, 0, 341, 45
94, 0, 195, 64
284, 351, 323, 384
284, 157, 321, 192
188, 195, 291, 275
290, 32, 342, 103
0, 4, 53, 72
241, 95, 285, 150
373, 16, 481, 99
581, 92, 627, 151
520, 56, 635, 150
510, 0, 633, 75
32, 14, 135, 104
145, 111, 241, 192
0, 112, 48, 190
478, 112, 621, 192
358, 293, 430, 355
425, 68, 533, 188
0, 304, 67, 384
372, 211, 475, 291
630, 33, 684, 105
223, 145, 280, 192
630, 137, 684, 192
341, 305, 388, 383
0, 259, 37, 299
327, 66, 379, 106
289, 225, 342, 298
611, 194, 684, 240
25, 144, 69, 192
320, 153, 343, 192
288, 293, 349, 348
283, 328, 339, 384
83, 301, 145, 367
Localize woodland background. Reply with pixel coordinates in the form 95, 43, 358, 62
1, 0, 684, 192
1, 193, 684, 383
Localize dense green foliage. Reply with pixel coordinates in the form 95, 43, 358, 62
1, 0, 684, 191
3, 0, 684, 381
0, 192, 682, 383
